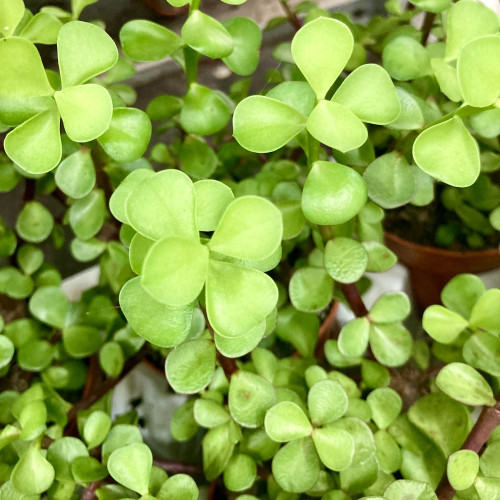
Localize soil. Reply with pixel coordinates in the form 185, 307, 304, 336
383, 200, 500, 252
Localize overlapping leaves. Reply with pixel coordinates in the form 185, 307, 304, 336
116, 169, 283, 353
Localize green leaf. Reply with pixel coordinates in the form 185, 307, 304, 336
267, 81, 316, 116
384, 479, 437, 500
370, 292, 411, 323
180, 84, 231, 136
422, 305, 469, 343
228, 371, 276, 428
119, 277, 193, 348
276, 308, 318, 357
108, 443, 152, 495
63, 325, 102, 358
16, 200, 54, 243
58, 21, 118, 88
71, 456, 108, 484
338, 318, 370, 358
436, 362, 495, 407
109, 168, 154, 225
367, 388, 402, 429
119, 20, 184, 62
224, 454, 257, 492
447, 450, 479, 491
29, 286, 68, 328
179, 135, 218, 179
20, 401, 47, 440
72, 0, 99, 18
382, 36, 430, 81
69, 189, 106, 240
55, 149, 95, 199
324, 237, 368, 283
102, 425, 143, 465
165, 339, 215, 394
194, 180, 234, 232
47, 437, 89, 481
307, 100, 368, 153
18, 339, 55, 371
15, 244, 42, 275
0, 0, 24, 37
431, 58, 462, 102
413, 117, 480, 188
289, 267, 333, 313
277, 200, 306, 240
272, 437, 320, 493
291, 17, 353, 100
98, 107, 152, 163
214, 321, 266, 358
233, 96, 306, 153
0, 335, 14, 370
20, 12, 63, 45
364, 152, 416, 209
469, 289, 500, 334
308, 379, 348, 426
370, 323, 412, 367
363, 241, 397, 272
408, 392, 470, 456
125, 169, 197, 241
83, 410, 112, 449
330, 417, 376, 466
209, 196, 282, 261
129, 233, 153, 275
142, 237, 208, 306
5, 104, 62, 174
474, 476, 500, 499
11, 445, 55, 495
206, 259, 278, 337
332, 64, 400, 124
302, 161, 367, 225
445, 0, 499, 60
374, 429, 401, 473
458, 36, 500, 108
55, 84, 112, 142
182, 10, 233, 59
99, 341, 124, 378
146, 94, 183, 121
203, 421, 238, 481
157, 474, 199, 500
265, 401, 312, 442
222, 17, 261, 76
312, 427, 354, 471
0, 37, 54, 99
193, 399, 230, 428
463, 331, 500, 376
0, 267, 33, 299
441, 273, 485, 320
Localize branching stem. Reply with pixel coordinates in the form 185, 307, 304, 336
340, 282, 368, 317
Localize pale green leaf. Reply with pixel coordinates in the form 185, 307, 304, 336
224, 454, 257, 492
119, 277, 193, 348
367, 388, 402, 429
165, 339, 215, 394
209, 196, 282, 261
233, 96, 306, 153
447, 450, 479, 491
265, 401, 312, 442
413, 117, 480, 187
422, 305, 469, 343
214, 321, 266, 358
16, 200, 54, 243
370, 292, 411, 323
142, 237, 208, 306
302, 161, 367, 225
307, 100, 368, 153
338, 318, 370, 358
441, 273, 485, 320
324, 237, 367, 284
108, 443, 152, 495
291, 17, 353, 100
194, 180, 234, 232
55, 84, 112, 142
58, 21, 118, 87
0, 0, 24, 37
20, 12, 63, 45
370, 323, 412, 367
312, 427, 354, 471
11, 445, 55, 495
289, 267, 333, 313
382, 36, 430, 81
222, 17, 261, 76
206, 259, 278, 338
55, 149, 95, 199
308, 379, 348, 426
332, 64, 400, 125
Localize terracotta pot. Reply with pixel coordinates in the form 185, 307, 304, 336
384, 232, 500, 312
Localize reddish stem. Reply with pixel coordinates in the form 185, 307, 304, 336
437, 397, 500, 499
340, 282, 368, 317
421, 11, 436, 46
314, 301, 339, 361
153, 457, 203, 476
280, 0, 303, 31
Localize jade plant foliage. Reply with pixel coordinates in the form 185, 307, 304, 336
0, 0, 499, 499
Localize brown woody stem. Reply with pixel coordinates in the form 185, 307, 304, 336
280, 0, 302, 31
340, 282, 368, 317
314, 301, 339, 361
421, 11, 436, 46
153, 457, 203, 475
437, 397, 500, 499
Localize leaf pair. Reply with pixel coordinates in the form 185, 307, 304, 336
233, 18, 400, 154
265, 380, 353, 492
117, 169, 283, 347
338, 291, 413, 366
1, 22, 117, 173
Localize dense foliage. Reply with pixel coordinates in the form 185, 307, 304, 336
0, 0, 499, 498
